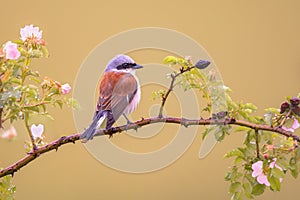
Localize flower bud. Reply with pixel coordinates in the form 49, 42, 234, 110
280, 102, 290, 114
195, 60, 210, 69
290, 97, 300, 107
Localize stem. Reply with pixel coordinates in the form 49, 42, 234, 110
23, 101, 50, 109
0, 108, 3, 129
24, 116, 37, 150
255, 129, 260, 158
158, 66, 194, 118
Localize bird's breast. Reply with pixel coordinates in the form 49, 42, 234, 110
124, 75, 141, 114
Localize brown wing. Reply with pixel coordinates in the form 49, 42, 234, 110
97, 71, 137, 127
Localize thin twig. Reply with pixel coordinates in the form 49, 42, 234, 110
158, 66, 194, 118
24, 117, 37, 150
0, 116, 298, 178
255, 129, 260, 158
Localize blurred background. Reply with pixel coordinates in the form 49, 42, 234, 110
0, 0, 299, 199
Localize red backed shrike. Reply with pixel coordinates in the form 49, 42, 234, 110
80, 54, 143, 142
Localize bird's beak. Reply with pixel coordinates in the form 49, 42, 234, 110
133, 64, 143, 69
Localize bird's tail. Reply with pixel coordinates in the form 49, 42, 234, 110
80, 111, 107, 143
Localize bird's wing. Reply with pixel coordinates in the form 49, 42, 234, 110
97, 71, 137, 127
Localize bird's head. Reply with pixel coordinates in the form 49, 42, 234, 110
105, 54, 143, 73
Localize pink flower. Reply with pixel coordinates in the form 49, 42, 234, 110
20, 24, 43, 42
30, 124, 44, 139
1, 126, 17, 140
3, 41, 20, 60
282, 117, 300, 133
252, 161, 270, 186
270, 158, 282, 170
270, 158, 283, 182
61, 83, 71, 94
252, 159, 284, 186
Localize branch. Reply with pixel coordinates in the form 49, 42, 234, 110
0, 116, 298, 178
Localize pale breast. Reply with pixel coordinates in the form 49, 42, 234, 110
123, 74, 141, 114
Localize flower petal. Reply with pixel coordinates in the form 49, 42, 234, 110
3, 41, 20, 60
257, 174, 270, 186
292, 118, 300, 130
252, 161, 263, 177
20, 24, 43, 41
61, 83, 71, 94
30, 124, 44, 139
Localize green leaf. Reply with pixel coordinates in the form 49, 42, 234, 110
235, 126, 251, 132
66, 98, 80, 110
163, 56, 177, 65
276, 158, 289, 170
0, 175, 16, 199
55, 99, 63, 109
265, 108, 280, 114
224, 149, 243, 158
289, 157, 298, 178
290, 168, 298, 178
234, 157, 244, 165
243, 182, 253, 199
271, 167, 284, 179
229, 182, 241, 194
231, 191, 242, 200
251, 183, 265, 196
225, 171, 232, 181
214, 127, 225, 142
268, 176, 281, 191
25, 106, 39, 113
244, 103, 257, 111
41, 46, 49, 58
31, 49, 43, 58
202, 126, 216, 139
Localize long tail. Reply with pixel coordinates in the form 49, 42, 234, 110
80, 111, 107, 142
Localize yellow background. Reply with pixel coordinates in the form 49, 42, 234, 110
1, 0, 300, 199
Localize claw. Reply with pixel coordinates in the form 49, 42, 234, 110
123, 114, 132, 131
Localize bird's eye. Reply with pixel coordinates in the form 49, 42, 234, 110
117, 63, 136, 70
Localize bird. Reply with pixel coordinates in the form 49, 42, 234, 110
80, 54, 143, 142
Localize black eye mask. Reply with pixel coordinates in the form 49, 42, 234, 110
116, 63, 137, 70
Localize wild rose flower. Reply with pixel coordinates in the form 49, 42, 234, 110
20, 24, 43, 43
252, 161, 270, 186
252, 159, 284, 186
282, 117, 300, 133
61, 83, 71, 94
3, 41, 20, 60
1, 126, 17, 140
30, 124, 44, 139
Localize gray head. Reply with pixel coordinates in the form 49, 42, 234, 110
105, 54, 143, 72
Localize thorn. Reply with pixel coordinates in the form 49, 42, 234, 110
181, 118, 188, 128
107, 127, 115, 138
230, 117, 236, 123
133, 125, 139, 132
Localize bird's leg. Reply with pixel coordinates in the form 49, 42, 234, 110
123, 113, 132, 124
123, 114, 132, 131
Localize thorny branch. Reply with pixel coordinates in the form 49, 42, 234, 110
0, 116, 298, 178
